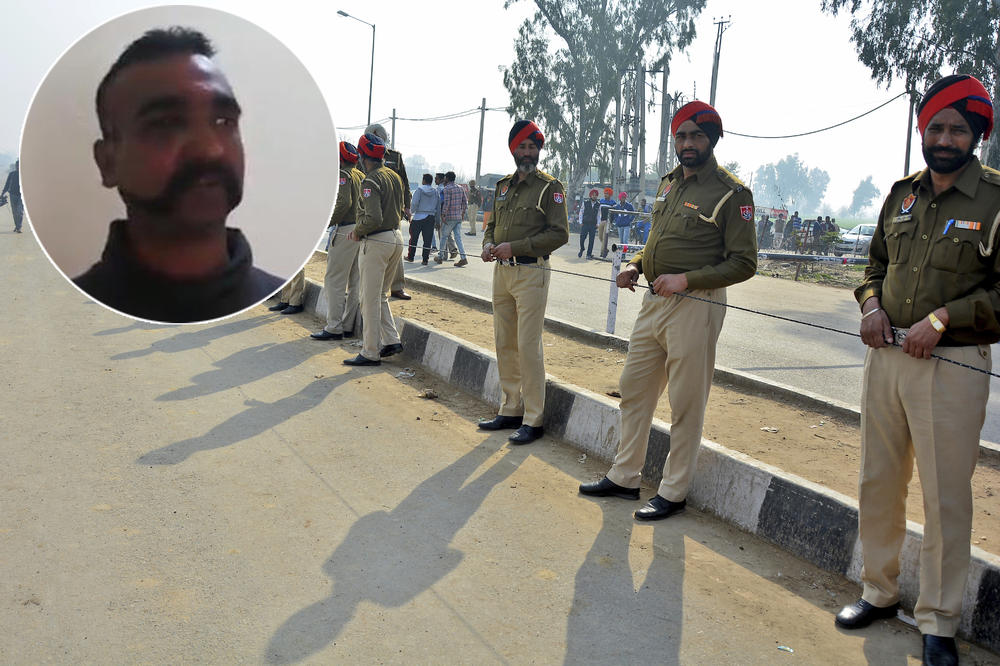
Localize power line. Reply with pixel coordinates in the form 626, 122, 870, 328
728, 92, 909, 139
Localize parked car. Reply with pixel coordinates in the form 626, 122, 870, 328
834, 223, 876, 256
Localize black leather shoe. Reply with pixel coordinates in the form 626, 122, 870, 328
390, 291, 411, 300
311, 330, 343, 340
379, 343, 403, 357
834, 599, 899, 629
343, 354, 380, 366
579, 476, 640, 500
268, 301, 289, 311
342, 330, 355, 339
477, 415, 522, 431
509, 425, 544, 444
634, 495, 686, 521
280, 305, 304, 315
922, 635, 958, 666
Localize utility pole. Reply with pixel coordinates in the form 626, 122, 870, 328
903, 81, 916, 176
658, 65, 670, 175
638, 67, 647, 198
613, 88, 622, 192
475, 98, 486, 184
709, 17, 730, 107
390, 108, 397, 149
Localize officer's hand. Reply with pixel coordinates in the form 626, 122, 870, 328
902, 309, 948, 359
491, 242, 514, 261
404, 207, 412, 222
481, 244, 495, 262
616, 265, 640, 291
651, 273, 688, 297
859, 298, 892, 348
347, 230, 358, 242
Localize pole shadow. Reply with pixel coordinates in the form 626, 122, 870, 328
564, 501, 684, 665
264, 440, 524, 664
109, 313, 280, 359
137, 375, 347, 465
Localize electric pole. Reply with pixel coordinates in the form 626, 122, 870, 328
476, 98, 486, 184
709, 16, 731, 107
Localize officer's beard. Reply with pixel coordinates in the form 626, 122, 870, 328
922, 142, 976, 175
516, 153, 538, 175
677, 146, 711, 169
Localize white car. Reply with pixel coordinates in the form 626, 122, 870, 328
835, 224, 876, 256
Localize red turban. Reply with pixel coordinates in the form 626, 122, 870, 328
671, 101, 723, 146
339, 141, 359, 164
508, 120, 544, 154
917, 75, 993, 141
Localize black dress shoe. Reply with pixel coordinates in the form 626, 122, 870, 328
509, 425, 544, 444
634, 495, 686, 521
379, 343, 403, 357
579, 476, 640, 500
311, 330, 343, 340
343, 354, 380, 366
922, 635, 958, 666
280, 305, 304, 314
342, 330, 355, 339
390, 291, 412, 300
578, 249, 583, 257
834, 599, 899, 629
477, 415, 523, 430
268, 301, 289, 311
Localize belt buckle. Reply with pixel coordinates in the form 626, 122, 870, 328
892, 327, 908, 346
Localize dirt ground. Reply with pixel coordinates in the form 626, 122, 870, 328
303, 255, 1000, 554
758, 258, 869, 290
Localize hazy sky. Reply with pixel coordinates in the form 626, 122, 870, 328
1, 0, 924, 216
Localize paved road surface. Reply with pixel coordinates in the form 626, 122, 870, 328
7, 217, 994, 663
396, 225, 1000, 445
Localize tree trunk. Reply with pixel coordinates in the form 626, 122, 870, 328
984, 68, 1000, 169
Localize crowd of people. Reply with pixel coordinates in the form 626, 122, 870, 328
571, 187, 653, 259
758, 211, 842, 252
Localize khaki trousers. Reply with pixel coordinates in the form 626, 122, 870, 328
279, 269, 306, 306
323, 226, 361, 334
859, 344, 991, 636
358, 230, 404, 361
492, 260, 551, 427
606, 288, 726, 500
466, 204, 479, 234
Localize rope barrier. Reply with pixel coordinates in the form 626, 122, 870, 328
323, 226, 1000, 379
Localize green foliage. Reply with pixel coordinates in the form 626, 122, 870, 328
722, 160, 743, 181
502, 0, 706, 193
821, 0, 1000, 166
752, 154, 830, 213
848, 175, 880, 216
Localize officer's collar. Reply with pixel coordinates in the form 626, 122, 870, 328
914, 155, 983, 199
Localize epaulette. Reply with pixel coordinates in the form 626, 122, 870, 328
497, 173, 514, 186
981, 166, 1000, 186
716, 166, 746, 193
533, 170, 556, 183
890, 170, 923, 192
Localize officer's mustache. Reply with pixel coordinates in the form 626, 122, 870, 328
121, 160, 243, 216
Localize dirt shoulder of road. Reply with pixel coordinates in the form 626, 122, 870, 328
303, 254, 999, 553
757, 258, 868, 290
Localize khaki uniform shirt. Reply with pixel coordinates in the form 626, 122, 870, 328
356, 165, 404, 238
630, 155, 757, 289
330, 165, 363, 227
855, 157, 1000, 345
384, 148, 411, 210
484, 169, 569, 257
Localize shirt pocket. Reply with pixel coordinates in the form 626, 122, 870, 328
884, 220, 916, 264
929, 229, 983, 273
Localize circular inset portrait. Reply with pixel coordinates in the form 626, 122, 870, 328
21, 5, 338, 324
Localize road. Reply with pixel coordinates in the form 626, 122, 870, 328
397, 226, 1000, 445
6, 213, 993, 663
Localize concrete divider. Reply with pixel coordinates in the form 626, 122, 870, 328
295, 275, 1000, 653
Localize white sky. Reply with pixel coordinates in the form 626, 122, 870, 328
1, 0, 923, 217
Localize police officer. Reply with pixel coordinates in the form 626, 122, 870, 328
342, 133, 405, 367
478, 120, 569, 443
579, 101, 757, 520
2, 160, 22, 233
366, 123, 413, 301
835, 75, 999, 666
311, 141, 364, 340
578, 188, 601, 258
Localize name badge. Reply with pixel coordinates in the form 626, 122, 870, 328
891, 214, 912, 223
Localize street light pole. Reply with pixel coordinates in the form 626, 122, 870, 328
337, 10, 375, 125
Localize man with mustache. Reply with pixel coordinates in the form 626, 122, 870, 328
579, 101, 757, 520
836, 74, 1000, 666
478, 120, 568, 444
74, 27, 281, 323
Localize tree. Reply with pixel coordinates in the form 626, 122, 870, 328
847, 175, 881, 217
503, 0, 705, 198
405, 154, 432, 184
722, 160, 743, 181
752, 154, 830, 213
821, 0, 1000, 167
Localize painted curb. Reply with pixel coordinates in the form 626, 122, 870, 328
296, 276, 1000, 652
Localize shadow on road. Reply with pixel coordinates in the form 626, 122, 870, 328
137, 375, 348, 465
108, 313, 279, 359
264, 440, 523, 664
565, 500, 684, 665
